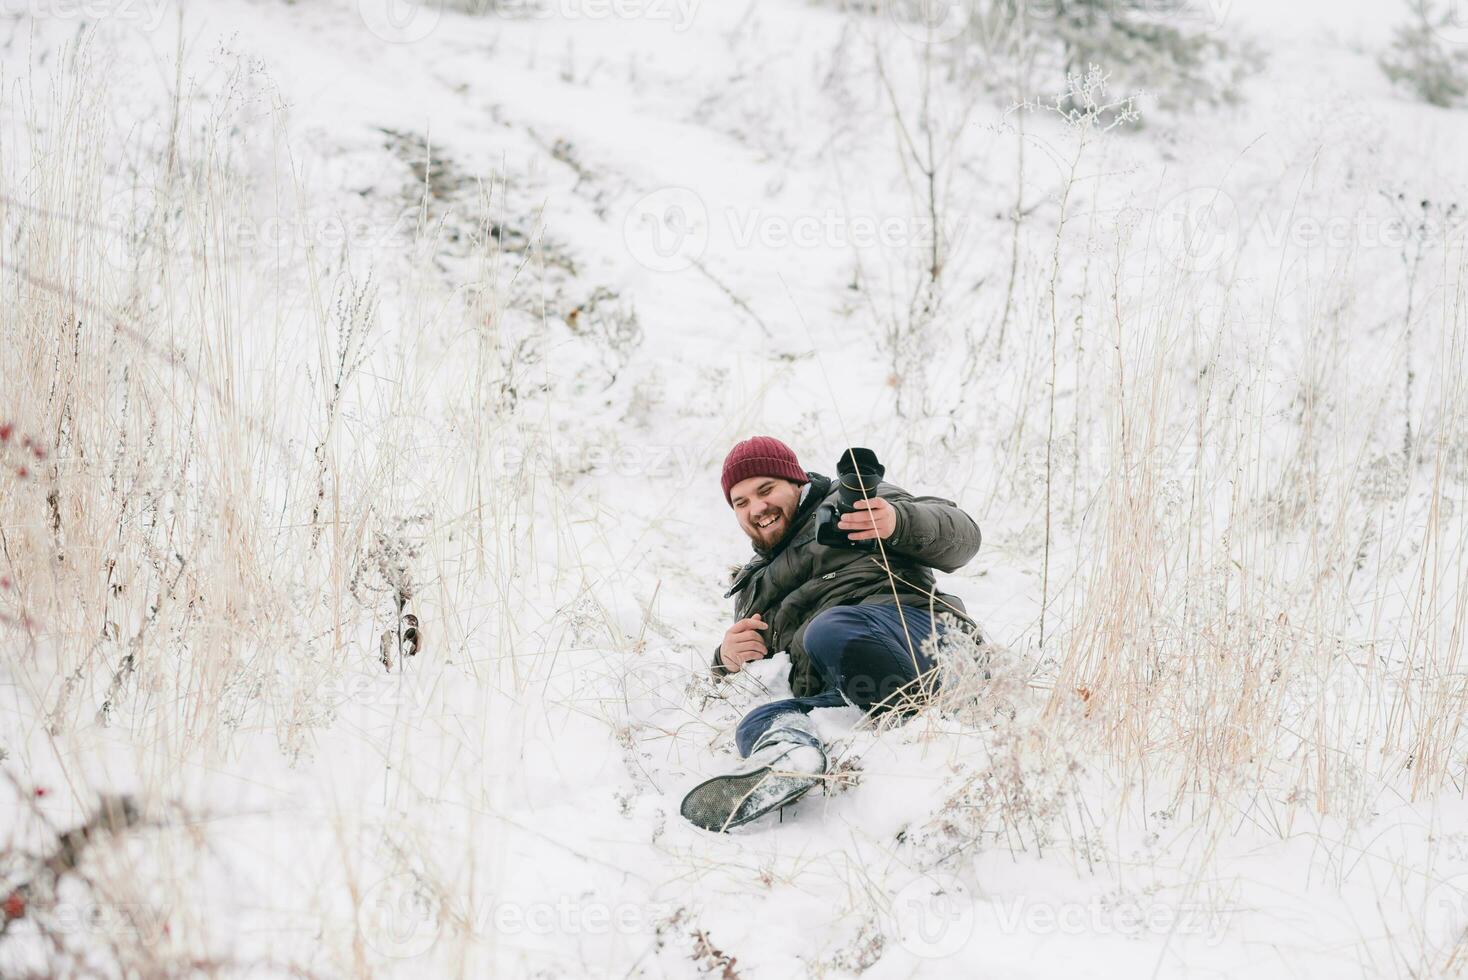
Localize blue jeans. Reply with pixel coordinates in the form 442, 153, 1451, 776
734, 604, 950, 757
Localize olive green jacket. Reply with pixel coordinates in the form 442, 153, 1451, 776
711, 471, 982, 697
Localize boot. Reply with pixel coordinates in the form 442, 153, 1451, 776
680, 713, 827, 832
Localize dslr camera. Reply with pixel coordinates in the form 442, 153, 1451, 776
816, 447, 886, 551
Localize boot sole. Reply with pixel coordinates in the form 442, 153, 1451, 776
680, 766, 820, 833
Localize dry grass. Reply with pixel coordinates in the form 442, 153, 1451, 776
0, 36, 571, 977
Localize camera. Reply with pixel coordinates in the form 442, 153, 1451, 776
816, 447, 885, 550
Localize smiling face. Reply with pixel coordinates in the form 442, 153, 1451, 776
730, 475, 803, 550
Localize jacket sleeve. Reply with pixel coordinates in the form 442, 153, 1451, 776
710, 565, 743, 677
877, 483, 982, 574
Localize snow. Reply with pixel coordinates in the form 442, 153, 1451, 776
2, 0, 1468, 976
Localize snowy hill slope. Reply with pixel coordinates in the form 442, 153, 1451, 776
3, 0, 1468, 976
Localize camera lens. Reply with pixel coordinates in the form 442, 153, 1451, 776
834, 448, 884, 509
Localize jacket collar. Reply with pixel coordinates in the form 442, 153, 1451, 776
758, 470, 830, 560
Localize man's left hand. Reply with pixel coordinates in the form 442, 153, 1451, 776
838, 497, 897, 541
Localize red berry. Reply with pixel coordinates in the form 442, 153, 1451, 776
0, 423, 11, 442
33, 787, 48, 798
0, 576, 9, 589
2, 893, 24, 920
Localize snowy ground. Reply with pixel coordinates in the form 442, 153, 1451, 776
3, 0, 1468, 976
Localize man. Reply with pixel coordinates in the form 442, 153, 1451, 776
680, 435, 983, 832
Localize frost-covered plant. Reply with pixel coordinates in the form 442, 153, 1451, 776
1029, 62, 1141, 136
349, 512, 430, 614
1379, 0, 1468, 108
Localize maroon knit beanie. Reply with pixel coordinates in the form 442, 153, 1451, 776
721, 436, 808, 505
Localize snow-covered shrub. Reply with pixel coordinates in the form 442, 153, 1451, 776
1379, 0, 1468, 108
1065, 2, 1257, 112
1054, 0, 1253, 110
880, 0, 1260, 114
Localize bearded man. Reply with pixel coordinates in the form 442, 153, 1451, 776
680, 436, 983, 832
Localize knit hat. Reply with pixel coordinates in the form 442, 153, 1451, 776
721, 436, 808, 505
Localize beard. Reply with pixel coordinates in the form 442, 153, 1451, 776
747, 501, 795, 549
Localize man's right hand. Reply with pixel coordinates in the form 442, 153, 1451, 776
719, 614, 769, 673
